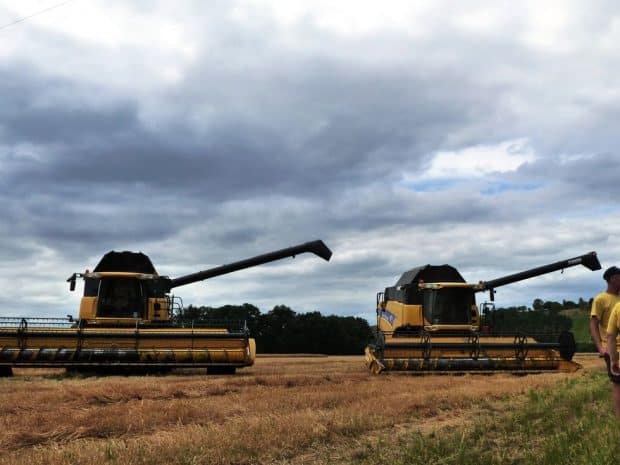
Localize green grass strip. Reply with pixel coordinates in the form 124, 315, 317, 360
360, 373, 620, 465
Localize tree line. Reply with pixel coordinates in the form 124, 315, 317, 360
488, 297, 592, 314
178, 304, 374, 355
178, 297, 593, 354
530, 297, 592, 313
484, 297, 593, 342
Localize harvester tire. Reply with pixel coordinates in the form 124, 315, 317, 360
207, 366, 237, 375
558, 331, 576, 361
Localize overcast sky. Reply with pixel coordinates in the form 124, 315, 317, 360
1, 1, 619, 323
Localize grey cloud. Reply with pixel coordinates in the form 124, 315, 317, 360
1, 1, 619, 317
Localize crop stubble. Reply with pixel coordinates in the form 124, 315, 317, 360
0, 354, 604, 465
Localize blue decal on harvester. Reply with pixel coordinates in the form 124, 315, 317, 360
380, 310, 396, 326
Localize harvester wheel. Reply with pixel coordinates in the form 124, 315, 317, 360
422, 332, 432, 359
207, 366, 236, 375
558, 331, 576, 361
0, 366, 13, 377
375, 331, 385, 347
467, 333, 480, 359
514, 334, 528, 360
393, 325, 419, 338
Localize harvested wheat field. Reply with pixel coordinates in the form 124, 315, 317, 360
0, 354, 607, 465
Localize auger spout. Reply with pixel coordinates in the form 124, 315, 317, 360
478, 251, 600, 292
169, 240, 332, 289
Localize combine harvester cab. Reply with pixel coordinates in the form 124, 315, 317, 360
365, 252, 601, 374
0, 240, 332, 376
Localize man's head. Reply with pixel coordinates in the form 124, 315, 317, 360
604, 266, 620, 292
604, 266, 620, 282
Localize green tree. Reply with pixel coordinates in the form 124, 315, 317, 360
179, 303, 374, 355
178, 303, 261, 334
257, 305, 296, 353
488, 306, 572, 341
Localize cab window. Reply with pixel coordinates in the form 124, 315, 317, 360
97, 278, 145, 318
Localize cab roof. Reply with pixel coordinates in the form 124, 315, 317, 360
394, 265, 465, 287
93, 251, 157, 274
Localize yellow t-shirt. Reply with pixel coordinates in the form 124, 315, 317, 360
591, 292, 620, 346
607, 302, 620, 338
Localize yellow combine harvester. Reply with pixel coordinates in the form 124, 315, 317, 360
0, 240, 332, 376
365, 252, 601, 374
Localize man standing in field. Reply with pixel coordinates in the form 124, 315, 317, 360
594, 266, 620, 417
605, 298, 620, 417
590, 266, 620, 356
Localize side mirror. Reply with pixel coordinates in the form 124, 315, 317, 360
67, 274, 77, 292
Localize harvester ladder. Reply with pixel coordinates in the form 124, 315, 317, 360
169, 295, 184, 317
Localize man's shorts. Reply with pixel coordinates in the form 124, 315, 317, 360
604, 353, 620, 383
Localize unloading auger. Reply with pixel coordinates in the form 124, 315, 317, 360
365, 252, 601, 374
0, 240, 332, 376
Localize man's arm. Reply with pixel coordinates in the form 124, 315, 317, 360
608, 331, 620, 374
591, 316, 606, 355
